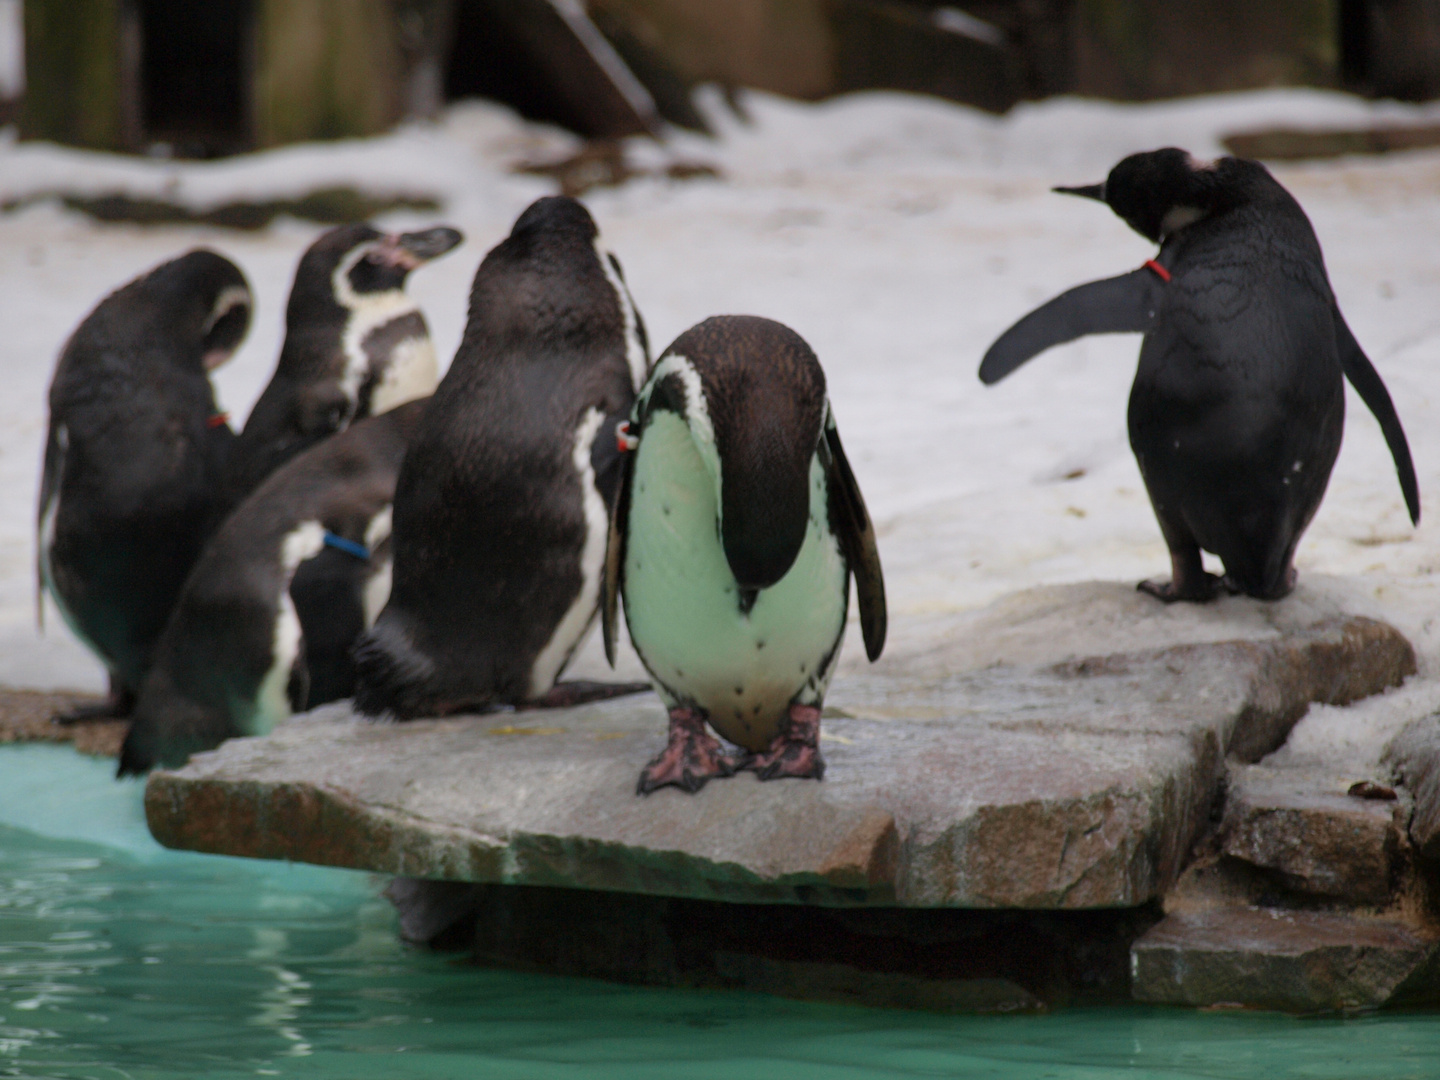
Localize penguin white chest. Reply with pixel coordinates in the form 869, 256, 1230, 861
622, 411, 848, 751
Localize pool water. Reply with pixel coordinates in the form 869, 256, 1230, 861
2, 745, 1438, 1079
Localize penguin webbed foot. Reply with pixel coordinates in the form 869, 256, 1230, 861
1137, 549, 1225, 604
51, 686, 136, 726
637, 707, 746, 795
745, 703, 825, 782
1136, 574, 1225, 604
525, 680, 652, 710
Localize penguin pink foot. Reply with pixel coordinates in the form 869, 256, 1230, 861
637, 707, 744, 795
745, 704, 825, 782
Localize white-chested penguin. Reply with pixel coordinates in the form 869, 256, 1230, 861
227, 223, 461, 502
980, 148, 1419, 601
354, 196, 651, 719
39, 249, 252, 721
602, 316, 886, 794
118, 399, 426, 774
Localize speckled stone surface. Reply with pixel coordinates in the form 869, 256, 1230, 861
144, 583, 1415, 910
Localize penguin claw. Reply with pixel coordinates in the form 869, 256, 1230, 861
745, 704, 826, 782
636, 707, 741, 795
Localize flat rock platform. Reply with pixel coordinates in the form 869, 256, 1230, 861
146, 583, 1413, 912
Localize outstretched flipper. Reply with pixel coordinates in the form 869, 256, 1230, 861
979, 267, 1163, 385
819, 409, 886, 661
1332, 306, 1420, 525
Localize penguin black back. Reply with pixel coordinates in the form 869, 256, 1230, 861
980, 148, 1418, 601
354, 196, 648, 719
40, 249, 252, 715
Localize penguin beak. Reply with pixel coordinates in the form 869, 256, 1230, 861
1052, 183, 1106, 202
375, 227, 464, 271
391, 228, 463, 269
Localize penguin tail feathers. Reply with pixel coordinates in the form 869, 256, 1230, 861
352, 615, 437, 720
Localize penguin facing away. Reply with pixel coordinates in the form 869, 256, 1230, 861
118, 399, 426, 775
39, 249, 253, 722
353, 196, 651, 719
603, 315, 886, 794
979, 148, 1419, 602
227, 223, 462, 502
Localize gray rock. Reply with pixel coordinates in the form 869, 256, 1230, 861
1132, 906, 1440, 1012
1220, 764, 1405, 905
144, 584, 1413, 911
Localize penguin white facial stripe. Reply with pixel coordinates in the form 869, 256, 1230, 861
595, 242, 648, 391
1160, 205, 1206, 237
332, 245, 423, 412
367, 335, 438, 415
641, 352, 724, 520
203, 284, 252, 335
528, 407, 609, 698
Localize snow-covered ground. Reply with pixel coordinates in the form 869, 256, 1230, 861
3, 86, 1439, 768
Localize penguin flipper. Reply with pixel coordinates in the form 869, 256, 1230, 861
601, 443, 634, 668
1333, 306, 1420, 525
822, 410, 886, 662
979, 268, 1160, 385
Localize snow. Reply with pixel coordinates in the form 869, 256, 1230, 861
3, 87, 1439, 776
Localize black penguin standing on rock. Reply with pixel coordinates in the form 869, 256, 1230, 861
39, 250, 252, 721
354, 196, 651, 719
228, 223, 461, 502
118, 400, 427, 775
604, 316, 887, 794
980, 148, 1419, 601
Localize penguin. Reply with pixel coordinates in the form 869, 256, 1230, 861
353, 196, 651, 719
117, 399, 426, 775
602, 316, 887, 794
979, 148, 1419, 601
227, 223, 462, 502
39, 249, 252, 722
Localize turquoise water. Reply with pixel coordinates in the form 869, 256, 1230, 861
2, 745, 1439, 1079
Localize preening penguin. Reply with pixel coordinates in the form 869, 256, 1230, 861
39, 249, 252, 721
603, 316, 886, 794
979, 148, 1419, 602
228, 223, 461, 501
353, 196, 650, 719
118, 400, 424, 775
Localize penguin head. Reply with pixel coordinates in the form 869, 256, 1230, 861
1056, 147, 1237, 243
466, 196, 650, 388
286, 223, 462, 325
131, 249, 252, 373
641, 316, 826, 594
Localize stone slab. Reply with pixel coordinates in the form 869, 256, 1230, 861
144, 584, 1414, 910
1132, 906, 1440, 1012
1220, 764, 1404, 905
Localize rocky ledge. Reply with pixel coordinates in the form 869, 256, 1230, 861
142, 581, 1439, 1011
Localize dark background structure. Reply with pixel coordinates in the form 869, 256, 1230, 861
11, 0, 1440, 156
